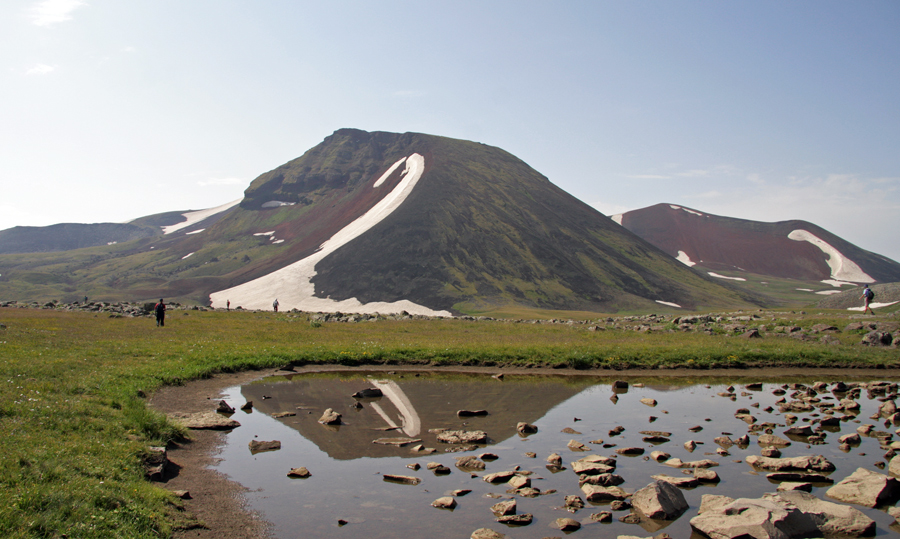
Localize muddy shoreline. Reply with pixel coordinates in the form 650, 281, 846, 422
148, 365, 900, 539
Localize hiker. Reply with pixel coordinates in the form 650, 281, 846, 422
155, 298, 166, 327
861, 285, 875, 315
226, 299, 230, 311
273, 298, 279, 313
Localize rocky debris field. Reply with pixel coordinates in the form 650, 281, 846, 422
4, 299, 897, 348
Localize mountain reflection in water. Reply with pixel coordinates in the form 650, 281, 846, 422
241, 372, 592, 459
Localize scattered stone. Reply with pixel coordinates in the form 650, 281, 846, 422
452, 489, 472, 496
650, 450, 671, 462
546, 453, 562, 466
590, 511, 613, 523
550, 517, 580, 531
271, 411, 295, 418
248, 440, 281, 453
561, 427, 581, 434
508, 475, 530, 489
483, 471, 518, 484
758, 433, 792, 447
650, 474, 699, 489
373, 437, 422, 446
426, 462, 451, 474
581, 483, 628, 502
470, 528, 505, 539
516, 422, 537, 435
640, 397, 657, 407
632, 480, 689, 519
351, 388, 383, 398
287, 467, 310, 478
171, 411, 241, 430
563, 495, 585, 512
615, 447, 645, 456
490, 499, 516, 517
767, 472, 834, 484
318, 408, 342, 425
382, 474, 421, 485
776, 482, 812, 492
826, 467, 900, 507
437, 430, 487, 444
567, 440, 587, 451
240, 401, 253, 411
745, 454, 835, 472
694, 468, 720, 483
216, 400, 235, 414
496, 513, 532, 525
690, 497, 819, 539
432, 496, 457, 509
455, 456, 486, 471
458, 409, 488, 417
764, 491, 876, 536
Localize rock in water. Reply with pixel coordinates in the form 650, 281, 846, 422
826, 467, 900, 507
632, 480, 688, 520
318, 408, 342, 425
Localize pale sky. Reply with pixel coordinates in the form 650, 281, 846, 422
2, 1, 899, 262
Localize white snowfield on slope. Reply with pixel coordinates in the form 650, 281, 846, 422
209, 154, 452, 316
159, 199, 242, 235
787, 229, 873, 283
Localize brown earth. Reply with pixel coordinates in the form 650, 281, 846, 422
148, 365, 900, 539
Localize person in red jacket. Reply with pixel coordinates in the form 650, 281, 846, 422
155, 298, 166, 327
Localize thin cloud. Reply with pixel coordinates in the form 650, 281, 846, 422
26, 63, 56, 75
198, 177, 245, 187
675, 169, 710, 178
625, 174, 670, 180
29, 0, 87, 26
393, 90, 424, 97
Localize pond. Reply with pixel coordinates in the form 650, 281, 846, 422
210, 371, 900, 538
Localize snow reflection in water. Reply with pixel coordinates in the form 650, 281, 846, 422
211, 372, 900, 538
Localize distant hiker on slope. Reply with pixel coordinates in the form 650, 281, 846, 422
273, 298, 279, 313
226, 299, 230, 311
155, 298, 166, 327
861, 285, 875, 315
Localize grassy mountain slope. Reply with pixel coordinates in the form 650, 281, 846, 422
0, 130, 766, 313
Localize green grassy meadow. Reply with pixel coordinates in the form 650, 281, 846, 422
0, 306, 897, 538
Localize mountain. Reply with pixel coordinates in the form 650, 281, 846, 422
0, 129, 764, 315
612, 203, 900, 285
0, 223, 160, 254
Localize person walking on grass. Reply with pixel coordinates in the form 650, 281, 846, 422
861, 285, 876, 315
273, 298, 279, 313
155, 298, 166, 327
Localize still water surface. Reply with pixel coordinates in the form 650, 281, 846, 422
212, 372, 900, 538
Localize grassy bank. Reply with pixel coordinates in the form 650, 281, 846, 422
0, 307, 897, 538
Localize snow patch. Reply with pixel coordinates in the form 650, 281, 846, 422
787, 230, 874, 282
272, 239, 284, 244
655, 300, 681, 308
261, 201, 295, 208
185, 229, 205, 235
848, 301, 899, 311
610, 214, 623, 225
675, 250, 696, 267
162, 199, 241, 235
107, 241, 117, 245
821, 279, 856, 288
182, 252, 194, 260
796, 288, 814, 292
815, 290, 842, 295
253, 231, 275, 236
209, 154, 451, 317
708, 272, 746, 282
682, 208, 703, 216
373, 157, 407, 188
669, 205, 681, 210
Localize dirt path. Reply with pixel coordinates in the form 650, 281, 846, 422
148, 365, 900, 539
